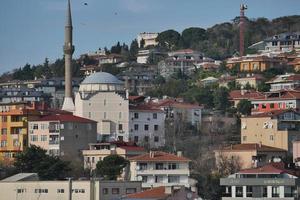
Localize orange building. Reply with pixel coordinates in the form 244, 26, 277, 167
226, 55, 283, 72
0, 102, 47, 163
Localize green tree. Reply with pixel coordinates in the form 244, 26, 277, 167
156, 30, 181, 50
181, 27, 207, 48
236, 99, 252, 115
96, 155, 128, 180
257, 82, 271, 92
213, 87, 230, 111
129, 39, 139, 61
14, 146, 70, 180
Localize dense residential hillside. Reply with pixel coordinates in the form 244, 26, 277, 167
1, 15, 300, 81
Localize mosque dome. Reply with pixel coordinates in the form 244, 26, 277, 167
81, 72, 123, 85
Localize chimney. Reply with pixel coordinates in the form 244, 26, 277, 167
177, 151, 182, 157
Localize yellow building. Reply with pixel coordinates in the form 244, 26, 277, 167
241, 109, 300, 153
226, 56, 282, 72
0, 102, 44, 163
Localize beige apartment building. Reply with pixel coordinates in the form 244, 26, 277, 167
215, 143, 287, 169
241, 109, 300, 153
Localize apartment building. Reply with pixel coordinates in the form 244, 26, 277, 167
82, 142, 145, 170
215, 143, 287, 170
129, 151, 192, 189
0, 102, 46, 162
137, 32, 159, 48
74, 72, 129, 142
0, 173, 142, 200
251, 89, 300, 114
266, 74, 300, 91
28, 114, 97, 161
229, 90, 264, 107
220, 162, 300, 199
226, 55, 282, 72
129, 104, 165, 148
235, 74, 265, 89
241, 109, 300, 153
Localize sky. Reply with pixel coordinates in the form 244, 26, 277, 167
0, 0, 300, 74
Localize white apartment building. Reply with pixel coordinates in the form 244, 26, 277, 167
74, 72, 129, 142
129, 105, 165, 148
137, 32, 159, 48
266, 74, 300, 91
129, 151, 192, 189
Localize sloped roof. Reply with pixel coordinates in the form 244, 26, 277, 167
244, 109, 299, 118
238, 162, 298, 176
33, 114, 96, 123
129, 104, 163, 112
125, 186, 169, 199
150, 99, 202, 109
252, 89, 300, 100
229, 90, 264, 100
129, 151, 190, 162
220, 143, 286, 152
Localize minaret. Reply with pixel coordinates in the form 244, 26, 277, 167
62, 0, 75, 111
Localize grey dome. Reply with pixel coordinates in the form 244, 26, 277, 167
81, 72, 123, 84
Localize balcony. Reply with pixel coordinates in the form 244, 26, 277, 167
10, 121, 25, 127
49, 141, 59, 145
136, 169, 189, 175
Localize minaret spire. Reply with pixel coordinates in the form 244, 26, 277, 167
62, 0, 75, 112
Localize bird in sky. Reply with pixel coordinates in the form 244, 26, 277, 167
83, 2, 88, 6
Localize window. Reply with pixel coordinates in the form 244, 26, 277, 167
72, 189, 85, 193
134, 136, 139, 142
168, 176, 179, 183
1, 128, 7, 135
242, 136, 247, 141
30, 135, 38, 142
270, 135, 274, 141
104, 112, 106, 119
155, 163, 164, 170
153, 113, 157, 119
118, 124, 123, 131
103, 188, 108, 195
155, 175, 164, 183
112, 188, 120, 194
33, 124, 38, 130
134, 113, 139, 119
272, 186, 280, 197
118, 136, 123, 141
139, 163, 147, 170
17, 189, 26, 193
154, 136, 159, 142
41, 135, 47, 141
92, 157, 95, 163
134, 124, 139, 130
246, 186, 253, 197
126, 188, 137, 194
142, 176, 148, 183
104, 99, 106, 106
144, 124, 149, 131
262, 104, 267, 109
235, 186, 243, 197
270, 103, 275, 109
1, 116, 7, 122
13, 139, 19, 147
154, 125, 158, 131
144, 136, 149, 142
168, 163, 177, 170
35, 189, 48, 193
57, 189, 64, 193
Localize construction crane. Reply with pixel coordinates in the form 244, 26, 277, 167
239, 4, 247, 56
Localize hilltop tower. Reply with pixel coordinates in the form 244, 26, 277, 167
62, 0, 75, 111
239, 4, 247, 56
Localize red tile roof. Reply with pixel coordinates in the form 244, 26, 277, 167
220, 143, 286, 152
245, 109, 299, 118
129, 104, 163, 112
150, 99, 202, 109
128, 96, 146, 101
229, 90, 264, 100
251, 89, 300, 100
129, 151, 190, 162
239, 162, 299, 176
126, 186, 169, 199
33, 114, 96, 123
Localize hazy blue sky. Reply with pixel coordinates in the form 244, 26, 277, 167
0, 0, 299, 73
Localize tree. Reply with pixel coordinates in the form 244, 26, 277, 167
156, 30, 181, 50
216, 153, 241, 177
129, 39, 139, 61
213, 87, 230, 111
96, 155, 128, 180
111, 42, 122, 54
237, 99, 252, 115
181, 27, 207, 48
14, 145, 70, 180
257, 82, 271, 92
